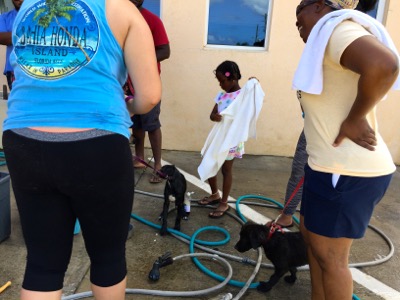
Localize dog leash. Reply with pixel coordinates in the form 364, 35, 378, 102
267, 177, 304, 238
266, 176, 304, 229
267, 223, 285, 240
132, 155, 168, 179
282, 176, 304, 212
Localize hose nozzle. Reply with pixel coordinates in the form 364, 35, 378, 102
148, 252, 174, 281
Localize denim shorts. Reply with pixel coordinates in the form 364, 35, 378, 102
300, 164, 392, 239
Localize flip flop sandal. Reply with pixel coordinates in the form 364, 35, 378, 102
208, 205, 230, 219
149, 173, 163, 184
198, 196, 221, 206
265, 214, 294, 228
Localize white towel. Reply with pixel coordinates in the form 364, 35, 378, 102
292, 9, 400, 94
198, 79, 265, 182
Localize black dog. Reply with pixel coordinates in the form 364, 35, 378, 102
159, 165, 187, 236
234, 222, 308, 292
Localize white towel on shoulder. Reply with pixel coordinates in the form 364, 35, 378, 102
292, 9, 400, 94
198, 79, 265, 182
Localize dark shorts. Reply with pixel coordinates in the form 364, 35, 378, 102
300, 164, 392, 239
131, 101, 161, 131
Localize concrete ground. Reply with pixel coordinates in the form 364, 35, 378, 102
0, 148, 399, 300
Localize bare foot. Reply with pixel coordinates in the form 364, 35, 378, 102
133, 162, 146, 169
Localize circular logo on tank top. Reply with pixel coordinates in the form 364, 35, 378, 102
13, 0, 99, 80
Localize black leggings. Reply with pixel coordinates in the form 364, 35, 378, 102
3, 130, 134, 291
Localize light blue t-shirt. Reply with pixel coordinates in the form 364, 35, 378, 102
3, 0, 132, 138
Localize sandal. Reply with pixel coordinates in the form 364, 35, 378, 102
209, 205, 230, 219
149, 172, 163, 184
265, 214, 294, 228
198, 192, 221, 206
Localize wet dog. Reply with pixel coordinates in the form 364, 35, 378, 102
234, 222, 308, 292
159, 165, 187, 236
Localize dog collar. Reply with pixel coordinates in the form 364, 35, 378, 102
267, 223, 285, 240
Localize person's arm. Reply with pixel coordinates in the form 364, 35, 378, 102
107, 0, 161, 115
333, 35, 399, 150
155, 43, 170, 62
0, 15, 11, 46
0, 32, 12, 46
210, 104, 221, 122
124, 14, 161, 115
151, 13, 170, 62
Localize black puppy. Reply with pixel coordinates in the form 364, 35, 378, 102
234, 222, 308, 292
159, 165, 187, 236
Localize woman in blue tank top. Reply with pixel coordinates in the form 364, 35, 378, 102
2, 0, 161, 299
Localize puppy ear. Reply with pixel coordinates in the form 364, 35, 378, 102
249, 229, 262, 249
258, 229, 268, 245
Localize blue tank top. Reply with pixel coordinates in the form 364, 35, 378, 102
3, 0, 132, 139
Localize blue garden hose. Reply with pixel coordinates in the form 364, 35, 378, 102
188, 226, 260, 289
74, 219, 81, 235
131, 213, 230, 247
131, 213, 260, 289
0, 151, 5, 166
131, 189, 376, 300
132, 195, 364, 299
235, 194, 300, 225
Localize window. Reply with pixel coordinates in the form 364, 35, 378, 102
375, 0, 387, 23
207, 0, 272, 48
356, 0, 386, 22
142, 0, 161, 17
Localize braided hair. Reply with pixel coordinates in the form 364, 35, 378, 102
215, 61, 242, 81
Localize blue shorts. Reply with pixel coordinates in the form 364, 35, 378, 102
131, 101, 161, 132
300, 164, 392, 239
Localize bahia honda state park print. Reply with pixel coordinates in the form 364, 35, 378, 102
13, 0, 99, 80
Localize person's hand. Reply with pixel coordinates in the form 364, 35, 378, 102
210, 112, 222, 122
125, 95, 135, 117
333, 117, 377, 151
